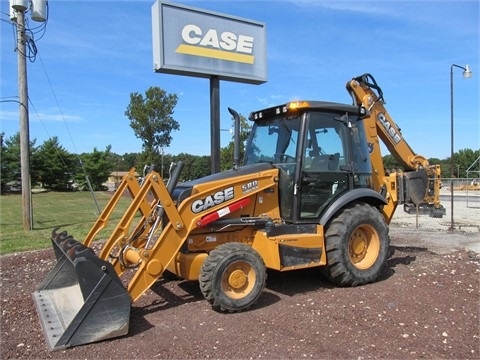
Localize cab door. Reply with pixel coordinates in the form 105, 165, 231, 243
300, 113, 349, 219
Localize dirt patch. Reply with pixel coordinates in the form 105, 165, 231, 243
1, 229, 479, 360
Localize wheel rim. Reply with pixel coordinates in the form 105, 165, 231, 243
348, 224, 380, 270
221, 260, 256, 300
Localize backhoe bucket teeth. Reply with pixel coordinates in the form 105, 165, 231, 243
32, 229, 131, 350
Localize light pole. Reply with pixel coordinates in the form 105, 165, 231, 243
449, 64, 472, 231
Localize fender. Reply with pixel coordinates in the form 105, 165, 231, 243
319, 188, 387, 226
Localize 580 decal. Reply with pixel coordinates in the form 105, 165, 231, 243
242, 180, 258, 194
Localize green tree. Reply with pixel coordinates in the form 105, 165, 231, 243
77, 146, 114, 191
440, 149, 479, 178
172, 153, 210, 181
121, 152, 141, 171
125, 87, 180, 166
34, 137, 74, 191
382, 154, 445, 175
382, 154, 400, 170
454, 148, 480, 178
0, 132, 18, 193
428, 157, 442, 166
173, 153, 194, 181
189, 155, 210, 180
1, 132, 39, 193
220, 112, 251, 171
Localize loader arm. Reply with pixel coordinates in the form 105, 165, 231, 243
83, 168, 153, 248
96, 166, 280, 302
346, 74, 443, 221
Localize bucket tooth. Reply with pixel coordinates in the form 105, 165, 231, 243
33, 229, 131, 350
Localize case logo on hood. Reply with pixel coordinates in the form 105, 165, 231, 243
191, 187, 235, 214
176, 24, 255, 64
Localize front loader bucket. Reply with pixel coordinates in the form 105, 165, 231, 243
32, 229, 131, 350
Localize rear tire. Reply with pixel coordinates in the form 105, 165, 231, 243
323, 203, 389, 286
199, 243, 266, 312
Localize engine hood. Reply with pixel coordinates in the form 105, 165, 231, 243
172, 163, 275, 204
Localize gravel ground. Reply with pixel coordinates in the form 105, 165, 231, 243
1, 195, 480, 360
1, 227, 479, 359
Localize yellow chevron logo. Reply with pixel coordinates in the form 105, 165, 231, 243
176, 44, 255, 64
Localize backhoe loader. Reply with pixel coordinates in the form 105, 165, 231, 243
33, 73, 445, 350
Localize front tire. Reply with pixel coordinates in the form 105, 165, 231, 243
323, 203, 389, 286
199, 243, 266, 312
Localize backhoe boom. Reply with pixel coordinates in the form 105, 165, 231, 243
347, 73, 444, 220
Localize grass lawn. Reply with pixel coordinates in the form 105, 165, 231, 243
0, 191, 131, 254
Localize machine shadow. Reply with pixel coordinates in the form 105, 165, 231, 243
376, 245, 429, 281
265, 267, 334, 297
127, 244, 428, 337
265, 244, 428, 296
141, 278, 203, 311
127, 278, 204, 336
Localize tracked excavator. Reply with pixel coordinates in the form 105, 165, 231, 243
33, 73, 445, 350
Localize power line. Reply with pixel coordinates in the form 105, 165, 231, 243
38, 53, 81, 157
36, 53, 91, 190
28, 97, 71, 170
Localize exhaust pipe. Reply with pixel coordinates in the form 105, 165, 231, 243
228, 107, 241, 169
32, 229, 131, 350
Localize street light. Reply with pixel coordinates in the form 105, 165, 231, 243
449, 64, 472, 231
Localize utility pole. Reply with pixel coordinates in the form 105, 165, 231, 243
16, 8, 32, 231
10, 0, 47, 230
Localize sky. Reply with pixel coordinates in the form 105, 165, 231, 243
1, 0, 479, 161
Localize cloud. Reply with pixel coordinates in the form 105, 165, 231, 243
0, 110, 19, 122
0, 110, 83, 123
91, 133, 113, 139
290, 0, 396, 16
32, 113, 83, 122
255, 94, 288, 108
289, 0, 478, 33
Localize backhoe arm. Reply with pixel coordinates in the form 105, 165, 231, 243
347, 74, 431, 170
346, 73, 443, 220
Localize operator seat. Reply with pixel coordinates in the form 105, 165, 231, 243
309, 153, 340, 171
329, 153, 340, 170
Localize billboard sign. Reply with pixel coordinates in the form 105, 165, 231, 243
152, 1, 267, 84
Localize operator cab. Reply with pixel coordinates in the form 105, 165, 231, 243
246, 101, 373, 222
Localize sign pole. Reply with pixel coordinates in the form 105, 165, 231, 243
210, 76, 220, 174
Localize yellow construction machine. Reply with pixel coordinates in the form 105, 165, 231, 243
33, 73, 444, 350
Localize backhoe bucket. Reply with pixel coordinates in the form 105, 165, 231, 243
404, 169, 428, 206
32, 229, 131, 350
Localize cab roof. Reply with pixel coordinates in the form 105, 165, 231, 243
249, 101, 365, 121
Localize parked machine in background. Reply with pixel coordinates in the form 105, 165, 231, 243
33, 74, 444, 350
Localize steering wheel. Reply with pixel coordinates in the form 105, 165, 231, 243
274, 153, 296, 164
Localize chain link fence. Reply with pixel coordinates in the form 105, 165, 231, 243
390, 178, 480, 234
